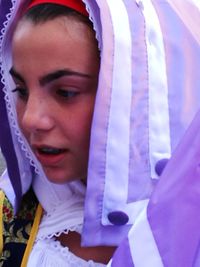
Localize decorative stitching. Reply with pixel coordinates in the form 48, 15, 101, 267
36, 225, 82, 241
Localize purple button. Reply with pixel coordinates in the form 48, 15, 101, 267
155, 158, 169, 176
108, 211, 129, 225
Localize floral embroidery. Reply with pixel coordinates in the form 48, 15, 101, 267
0, 188, 38, 267
2, 197, 13, 223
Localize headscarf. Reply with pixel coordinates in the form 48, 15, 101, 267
1, 0, 200, 252
26, 0, 89, 16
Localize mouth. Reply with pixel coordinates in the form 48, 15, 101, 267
33, 145, 68, 166
37, 147, 67, 155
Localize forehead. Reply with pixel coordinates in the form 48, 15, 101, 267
12, 16, 99, 76
13, 15, 95, 47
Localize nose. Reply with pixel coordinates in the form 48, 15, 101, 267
21, 94, 54, 133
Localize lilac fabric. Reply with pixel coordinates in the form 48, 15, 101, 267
0, 0, 12, 90
0, 0, 22, 209
111, 237, 134, 267
0, 1, 12, 28
153, 0, 200, 151
146, 2, 200, 266
147, 110, 200, 267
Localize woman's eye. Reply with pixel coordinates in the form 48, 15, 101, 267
56, 89, 79, 99
12, 87, 28, 99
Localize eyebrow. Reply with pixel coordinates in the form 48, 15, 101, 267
9, 67, 92, 86
39, 69, 92, 86
9, 68, 25, 83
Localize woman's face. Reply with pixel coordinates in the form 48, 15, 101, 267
11, 16, 100, 183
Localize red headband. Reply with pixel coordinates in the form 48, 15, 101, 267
27, 0, 88, 17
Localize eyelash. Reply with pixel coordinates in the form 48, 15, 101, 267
56, 89, 79, 99
12, 87, 28, 99
11, 87, 79, 100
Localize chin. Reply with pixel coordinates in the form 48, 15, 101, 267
44, 168, 84, 184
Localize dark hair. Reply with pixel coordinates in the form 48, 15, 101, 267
23, 3, 92, 27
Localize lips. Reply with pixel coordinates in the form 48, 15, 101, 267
38, 147, 66, 155
33, 145, 68, 166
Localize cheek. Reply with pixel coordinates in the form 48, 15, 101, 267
71, 114, 92, 143
80, 113, 94, 152
66, 102, 95, 147
16, 101, 24, 126
16, 101, 28, 136
81, 100, 95, 135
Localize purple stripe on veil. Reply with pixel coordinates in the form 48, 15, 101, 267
123, 0, 155, 202
0, 0, 12, 28
0, 88, 22, 210
0, 1, 22, 209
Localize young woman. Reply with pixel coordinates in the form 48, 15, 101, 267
0, 0, 200, 266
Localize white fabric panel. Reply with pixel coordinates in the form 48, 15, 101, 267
129, 205, 164, 267
140, 0, 171, 179
102, 0, 132, 224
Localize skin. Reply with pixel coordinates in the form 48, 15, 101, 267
11, 16, 100, 184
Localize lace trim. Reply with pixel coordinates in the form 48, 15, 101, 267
48, 239, 104, 266
50, 240, 77, 263
29, 237, 106, 266
36, 224, 82, 241
82, 0, 102, 51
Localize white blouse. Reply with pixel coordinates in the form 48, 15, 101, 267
28, 179, 106, 267
27, 238, 106, 267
